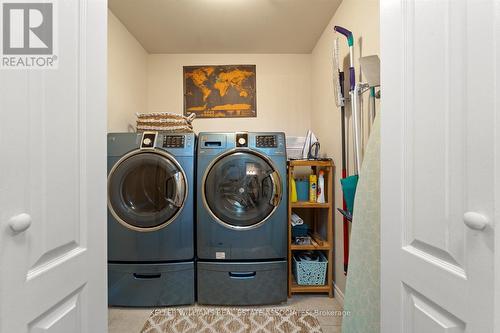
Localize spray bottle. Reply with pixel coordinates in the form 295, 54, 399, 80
309, 174, 317, 203
317, 170, 325, 203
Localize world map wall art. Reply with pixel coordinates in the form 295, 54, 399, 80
183, 65, 256, 118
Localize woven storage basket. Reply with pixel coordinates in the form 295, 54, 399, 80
136, 112, 195, 133
293, 251, 328, 285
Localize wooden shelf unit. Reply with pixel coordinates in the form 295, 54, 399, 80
288, 159, 334, 297
291, 202, 330, 209
290, 281, 331, 293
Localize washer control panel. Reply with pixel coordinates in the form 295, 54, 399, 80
256, 135, 277, 148
163, 135, 185, 148
236, 133, 248, 147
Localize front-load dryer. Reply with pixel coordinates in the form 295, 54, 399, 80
107, 131, 195, 307
196, 132, 287, 305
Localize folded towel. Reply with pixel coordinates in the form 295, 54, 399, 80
291, 213, 304, 226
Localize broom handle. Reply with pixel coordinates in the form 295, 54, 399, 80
351, 86, 361, 174
335, 26, 361, 173
339, 71, 350, 275
335, 26, 356, 273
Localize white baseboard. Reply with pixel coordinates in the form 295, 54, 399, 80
333, 283, 345, 307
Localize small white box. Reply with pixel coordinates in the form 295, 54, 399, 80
286, 136, 306, 160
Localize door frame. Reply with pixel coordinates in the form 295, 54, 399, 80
495, 5, 500, 328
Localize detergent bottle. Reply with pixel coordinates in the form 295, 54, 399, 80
291, 177, 298, 203
317, 170, 325, 203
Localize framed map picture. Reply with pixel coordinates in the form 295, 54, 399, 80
183, 65, 256, 118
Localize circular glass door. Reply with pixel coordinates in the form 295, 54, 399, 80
108, 150, 187, 231
204, 151, 281, 229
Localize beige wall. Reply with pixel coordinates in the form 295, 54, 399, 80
147, 54, 311, 136
107, 12, 312, 135
108, 11, 148, 132
311, 0, 380, 296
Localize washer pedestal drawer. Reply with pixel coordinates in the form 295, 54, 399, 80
197, 260, 287, 305
108, 262, 194, 307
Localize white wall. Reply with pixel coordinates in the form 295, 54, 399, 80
147, 54, 311, 136
311, 0, 380, 295
108, 10, 148, 132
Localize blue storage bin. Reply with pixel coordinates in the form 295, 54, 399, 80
293, 251, 328, 285
295, 179, 309, 201
292, 224, 309, 238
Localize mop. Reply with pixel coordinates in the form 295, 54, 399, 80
334, 26, 361, 274
332, 37, 350, 274
334, 25, 361, 220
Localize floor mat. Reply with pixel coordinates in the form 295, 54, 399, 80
140, 308, 323, 333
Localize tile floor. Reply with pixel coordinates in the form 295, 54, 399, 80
108, 295, 343, 333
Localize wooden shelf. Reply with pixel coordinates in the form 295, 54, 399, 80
290, 243, 331, 250
290, 281, 331, 293
287, 160, 334, 298
288, 159, 334, 167
292, 201, 330, 209
290, 233, 330, 250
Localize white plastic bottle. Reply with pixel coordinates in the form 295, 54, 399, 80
317, 170, 325, 203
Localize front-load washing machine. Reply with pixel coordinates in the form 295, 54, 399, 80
197, 132, 287, 305
107, 131, 195, 306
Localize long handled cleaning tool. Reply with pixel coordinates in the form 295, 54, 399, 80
334, 26, 361, 174
333, 38, 350, 275
334, 26, 361, 274
335, 25, 360, 217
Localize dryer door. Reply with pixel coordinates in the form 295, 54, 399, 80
204, 151, 282, 229
108, 150, 187, 231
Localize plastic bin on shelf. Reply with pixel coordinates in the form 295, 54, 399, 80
292, 251, 328, 285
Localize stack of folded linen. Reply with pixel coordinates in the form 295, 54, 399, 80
291, 213, 304, 226
136, 112, 195, 132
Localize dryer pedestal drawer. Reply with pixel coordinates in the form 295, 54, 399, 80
108, 262, 194, 307
197, 261, 287, 305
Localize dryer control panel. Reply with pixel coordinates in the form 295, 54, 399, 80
163, 135, 185, 148
256, 135, 277, 148
197, 132, 285, 156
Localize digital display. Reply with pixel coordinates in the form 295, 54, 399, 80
163, 135, 185, 148
256, 135, 277, 148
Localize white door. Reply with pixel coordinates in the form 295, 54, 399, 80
381, 0, 498, 332
0, 0, 107, 332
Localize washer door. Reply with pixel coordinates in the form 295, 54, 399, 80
108, 150, 187, 231
204, 151, 282, 229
